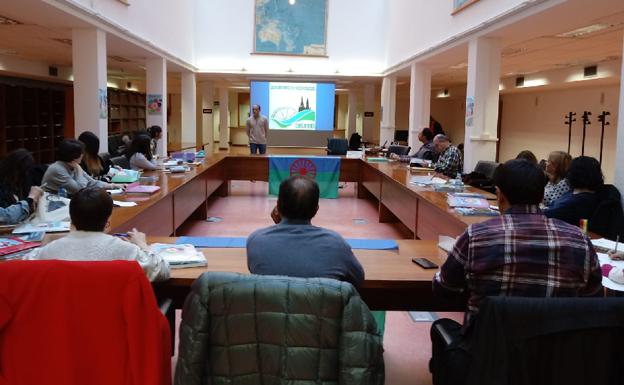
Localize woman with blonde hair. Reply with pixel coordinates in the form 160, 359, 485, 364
543, 150, 572, 207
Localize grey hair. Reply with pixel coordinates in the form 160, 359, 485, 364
434, 134, 450, 142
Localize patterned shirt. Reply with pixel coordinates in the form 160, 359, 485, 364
543, 178, 571, 207
434, 205, 603, 314
434, 145, 463, 177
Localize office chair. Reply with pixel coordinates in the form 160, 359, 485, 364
175, 272, 385, 385
111, 155, 130, 169
0, 260, 172, 385
387, 144, 410, 156
431, 296, 624, 385
326, 138, 349, 155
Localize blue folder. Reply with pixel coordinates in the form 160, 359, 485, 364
176, 236, 398, 250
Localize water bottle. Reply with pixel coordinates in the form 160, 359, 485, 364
58, 186, 67, 198
453, 172, 464, 188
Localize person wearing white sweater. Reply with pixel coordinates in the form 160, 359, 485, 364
26, 187, 169, 282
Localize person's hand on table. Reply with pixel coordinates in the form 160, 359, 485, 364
270, 206, 281, 224
28, 186, 44, 203
608, 250, 624, 261
127, 228, 149, 250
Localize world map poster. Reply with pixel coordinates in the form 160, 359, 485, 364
254, 0, 328, 56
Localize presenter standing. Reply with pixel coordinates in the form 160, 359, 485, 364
246, 104, 269, 155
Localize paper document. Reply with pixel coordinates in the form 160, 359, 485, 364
592, 238, 624, 252
438, 236, 456, 253
113, 200, 138, 207
107, 189, 124, 195
13, 221, 70, 234
346, 151, 363, 159
151, 243, 207, 268
598, 253, 624, 292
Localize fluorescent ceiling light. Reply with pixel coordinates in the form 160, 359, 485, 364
556, 23, 610, 38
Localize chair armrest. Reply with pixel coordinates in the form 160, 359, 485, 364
158, 298, 173, 316
433, 321, 455, 347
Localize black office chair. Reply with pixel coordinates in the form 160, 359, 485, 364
462, 161, 499, 193
110, 155, 130, 169
387, 145, 410, 156
590, 184, 624, 241
326, 138, 348, 155
431, 297, 624, 385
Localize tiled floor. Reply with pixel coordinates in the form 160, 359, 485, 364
175, 180, 460, 385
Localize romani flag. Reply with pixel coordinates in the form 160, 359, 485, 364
268, 156, 341, 199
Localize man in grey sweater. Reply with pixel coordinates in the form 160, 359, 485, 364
246, 175, 364, 287
246, 104, 269, 154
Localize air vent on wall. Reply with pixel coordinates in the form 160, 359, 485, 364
108, 55, 132, 63
584, 65, 598, 77
515, 76, 525, 87
0, 15, 22, 25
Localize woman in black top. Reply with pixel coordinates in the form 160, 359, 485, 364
78, 131, 113, 181
0, 149, 43, 224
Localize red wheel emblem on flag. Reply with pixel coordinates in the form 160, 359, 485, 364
289, 158, 317, 178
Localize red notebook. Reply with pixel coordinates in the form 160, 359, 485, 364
125, 182, 161, 194
0, 237, 40, 256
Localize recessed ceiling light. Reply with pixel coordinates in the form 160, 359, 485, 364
556, 23, 611, 38
449, 62, 468, 70
0, 15, 22, 25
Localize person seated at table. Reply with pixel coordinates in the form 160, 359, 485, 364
78, 131, 114, 181
544, 156, 603, 226
543, 150, 572, 207
432, 134, 463, 178
246, 175, 364, 287
430, 159, 602, 381
390, 127, 438, 164
127, 134, 159, 171
42, 139, 117, 196
0, 149, 44, 224
148, 125, 163, 157
515, 149, 538, 165
25, 187, 169, 282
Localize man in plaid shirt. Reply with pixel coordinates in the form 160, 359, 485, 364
430, 159, 603, 384
433, 134, 463, 178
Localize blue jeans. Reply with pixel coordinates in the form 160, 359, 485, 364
250, 143, 266, 154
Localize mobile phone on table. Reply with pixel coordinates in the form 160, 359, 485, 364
412, 257, 439, 269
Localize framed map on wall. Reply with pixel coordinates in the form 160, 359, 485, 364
453, 0, 480, 14
254, 0, 328, 56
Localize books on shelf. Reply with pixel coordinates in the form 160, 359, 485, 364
151, 243, 207, 269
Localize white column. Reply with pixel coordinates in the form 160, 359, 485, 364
72, 29, 108, 152
380, 75, 397, 147
614, 33, 624, 199
181, 72, 197, 148
146, 58, 167, 157
408, 63, 431, 151
463, 37, 502, 172
347, 89, 358, 138
200, 81, 215, 154
362, 84, 375, 142
219, 87, 229, 150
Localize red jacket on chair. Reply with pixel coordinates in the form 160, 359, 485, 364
0, 260, 171, 385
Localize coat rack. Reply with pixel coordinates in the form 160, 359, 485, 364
597, 111, 611, 165
581, 111, 591, 156
564, 112, 576, 154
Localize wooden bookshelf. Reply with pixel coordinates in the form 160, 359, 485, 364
107, 88, 146, 134
0, 76, 67, 163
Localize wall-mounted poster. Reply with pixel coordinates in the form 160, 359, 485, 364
254, 0, 328, 56
453, 0, 480, 14
147, 94, 163, 115
465, 96, 475, 129
98, 88, 108, 119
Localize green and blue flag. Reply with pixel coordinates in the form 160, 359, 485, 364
268, 156, 340, 198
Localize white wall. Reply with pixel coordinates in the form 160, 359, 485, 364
194, 0, 386, 76
61, 0, 195, 64
0, 54, 72, 82
385, 0, 534, 70
499, 85, 620, 183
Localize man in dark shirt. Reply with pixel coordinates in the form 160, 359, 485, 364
391, 127, 438, 163
246, 175, 364, 287
430, 159, 603, 383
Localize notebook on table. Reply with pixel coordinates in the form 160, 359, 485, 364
125, 182, 160, 194
111, 169, 140, 183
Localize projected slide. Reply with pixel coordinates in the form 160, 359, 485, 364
250, 81, 335, 131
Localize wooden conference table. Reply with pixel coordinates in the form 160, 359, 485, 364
106, 153, 493, 310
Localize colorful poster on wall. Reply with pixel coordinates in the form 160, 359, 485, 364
254, 0, 328, 56
98, 88, 108, 119
147, 94, 163, 115
465, 96, 475, 128
453, 0, 480, 14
